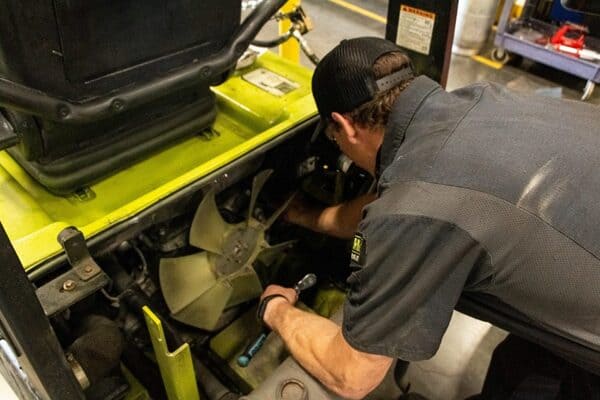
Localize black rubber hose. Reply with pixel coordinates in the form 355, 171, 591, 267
67, 315, 125, 386
104, 256, 240, 400
122, 288, 239, 399
252, 30, 294, 47
121, 344, 168, 399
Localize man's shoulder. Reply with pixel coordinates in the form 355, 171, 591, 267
370, 179, 447, 217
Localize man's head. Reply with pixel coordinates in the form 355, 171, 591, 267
312, 37, 414, 174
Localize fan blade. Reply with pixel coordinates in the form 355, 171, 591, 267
248, 169, 273, 226
160, 252, 236, 330
190, 189, 229, 254
264, 192, 297, 228
256, 240, 297, 266
171, 281, 233, 331
159, 252, 217, 317
225, 267, 264, 308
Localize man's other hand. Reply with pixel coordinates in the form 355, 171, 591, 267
282, 193, 376, 239
283, 194, 321, 229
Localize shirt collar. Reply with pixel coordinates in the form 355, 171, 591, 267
376, 76, 440, 179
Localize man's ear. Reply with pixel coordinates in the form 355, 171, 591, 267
331, 112, 358, 144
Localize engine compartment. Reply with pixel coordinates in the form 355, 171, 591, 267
25, 127, 386, 399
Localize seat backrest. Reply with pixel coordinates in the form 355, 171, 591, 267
0, 0, 241, 101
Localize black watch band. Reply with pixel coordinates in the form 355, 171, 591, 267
257, 294, 288, 324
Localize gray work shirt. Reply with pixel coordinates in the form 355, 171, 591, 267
342, 76, 600, 368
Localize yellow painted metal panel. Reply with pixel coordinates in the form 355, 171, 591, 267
0, 51, 317, 270
143, 307, 200, 400
122, 366, 151, 400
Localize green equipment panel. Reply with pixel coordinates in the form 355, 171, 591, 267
0, 51, 317, 271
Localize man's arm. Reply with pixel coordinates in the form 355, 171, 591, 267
285, 193, 376, 239
261, 286, 393, 399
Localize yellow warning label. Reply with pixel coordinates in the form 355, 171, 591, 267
396, 4, 436, 55
400, 5, 435, 19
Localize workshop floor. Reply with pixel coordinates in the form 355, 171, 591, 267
298, 0, 600, 104
261, 0, 599, 399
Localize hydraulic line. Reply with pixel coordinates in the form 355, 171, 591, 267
103, 255, 240, 400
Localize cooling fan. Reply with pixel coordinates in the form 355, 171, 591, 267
159, 170, 296, 331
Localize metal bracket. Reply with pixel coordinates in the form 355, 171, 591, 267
288, 6, 313, 35
36, 227, 109, 317
58, 227, 103, 281
142, 306, 200, 400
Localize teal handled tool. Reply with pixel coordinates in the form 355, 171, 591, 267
237, 273, 317, 367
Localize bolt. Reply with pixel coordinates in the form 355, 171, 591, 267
83, 266, 94, 274
111, 99, 125, 112
58, 105, 70, 119
200, 66, 210, 77
62, 280, 76, 291
233, 245, 243, 256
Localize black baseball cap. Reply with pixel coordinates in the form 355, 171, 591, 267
311, 37, 414, 141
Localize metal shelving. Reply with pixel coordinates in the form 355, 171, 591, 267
494, 0, 600, 100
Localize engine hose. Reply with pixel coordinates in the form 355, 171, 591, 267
67, 315, 125, 388
121, 287, 240, 400
102, 256, 240, 400
292, 29, 320, 65
121, 345, 168, 399
251, 30, 293, 48
252, 27, 320, 66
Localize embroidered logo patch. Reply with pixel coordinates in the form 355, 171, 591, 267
351, 233, 366, 265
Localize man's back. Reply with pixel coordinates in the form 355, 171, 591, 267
349, 76, 600, 368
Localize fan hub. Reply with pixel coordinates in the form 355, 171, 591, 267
214, 226, 263, 275
160, 170, 296, 330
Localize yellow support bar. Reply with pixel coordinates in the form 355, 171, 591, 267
279, 0, 301, 63
143, 306, 201, 400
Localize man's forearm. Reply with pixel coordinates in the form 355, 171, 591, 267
266, 300, 390, 399
268, 301, 344, 391
305, 193, 376, 239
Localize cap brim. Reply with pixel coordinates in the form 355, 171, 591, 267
310, 119, 326, 143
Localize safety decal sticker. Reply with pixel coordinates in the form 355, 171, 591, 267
351, 233, 366, 266
396, 4, 436, 55
242, 68, 300, 97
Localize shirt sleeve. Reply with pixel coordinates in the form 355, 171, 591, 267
342, 213, 487, 361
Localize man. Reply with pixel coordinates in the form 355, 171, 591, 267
259, 37, 600, 399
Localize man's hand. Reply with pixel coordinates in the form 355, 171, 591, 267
260, 284, 298, 304
258, 285, 393, 399
260, 284, 297, 329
